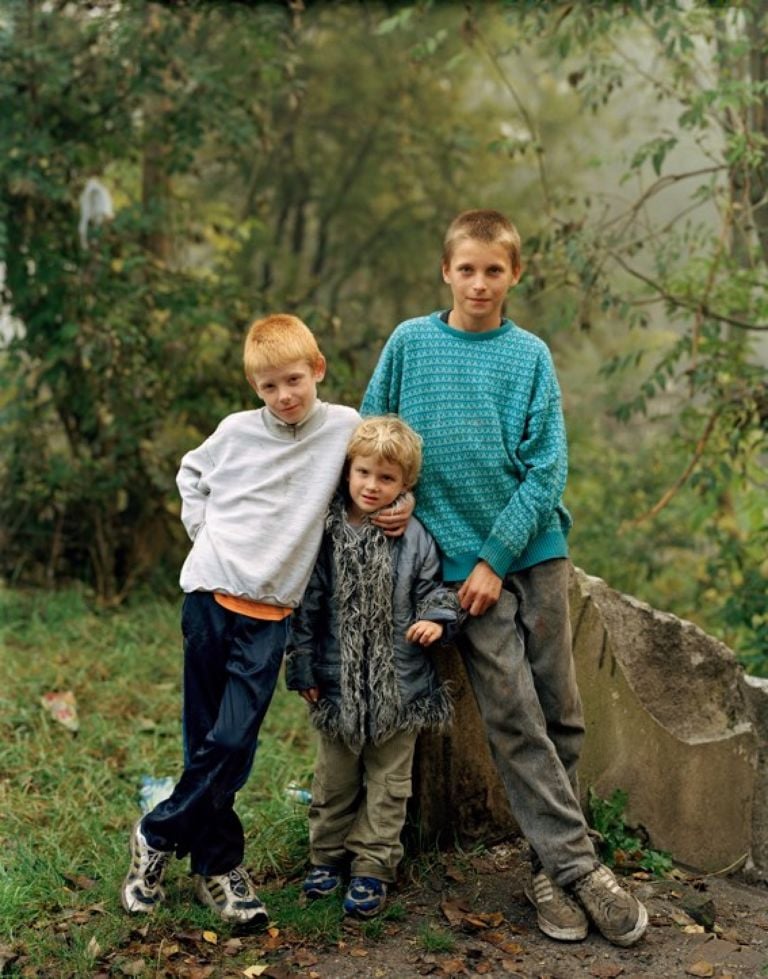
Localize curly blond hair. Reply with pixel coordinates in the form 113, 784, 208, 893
346, 416, 423, 489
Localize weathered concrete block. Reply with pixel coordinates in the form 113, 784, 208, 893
570, 566, 756, 873
412, 564, 765, 874
739, 674, 768, 879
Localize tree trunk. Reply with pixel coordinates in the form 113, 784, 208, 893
407, 643, 517, 850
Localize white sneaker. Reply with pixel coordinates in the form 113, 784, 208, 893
194, 866, 269, 925
121, 820, 171, 914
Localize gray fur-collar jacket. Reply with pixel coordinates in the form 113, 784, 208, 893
285, 496, 462, 750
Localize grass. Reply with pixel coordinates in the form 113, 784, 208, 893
0, 586, 319, 974
416, 923, 456, 954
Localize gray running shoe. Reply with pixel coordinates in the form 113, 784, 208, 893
194, 866, 269, 925
572, 864, 648, 947
524, 869, 588, 941
121, 820, 171, 914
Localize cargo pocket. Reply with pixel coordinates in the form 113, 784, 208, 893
369, 773, 412, 840
310, 751, 359, 818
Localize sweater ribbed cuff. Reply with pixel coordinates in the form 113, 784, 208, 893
478, 538, 515, 579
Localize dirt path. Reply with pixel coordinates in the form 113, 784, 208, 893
273, 842, 768, 979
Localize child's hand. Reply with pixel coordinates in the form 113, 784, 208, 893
457, 561, 503, 616
406, 620, 444, 646
300, 687, 320, 704
371, 491, 415, 537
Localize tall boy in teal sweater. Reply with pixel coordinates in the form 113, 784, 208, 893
361, 209, 648, 948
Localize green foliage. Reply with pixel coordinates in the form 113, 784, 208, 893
481, 0, 768, 671
588, 788, 674, 877
0, 1, 556, 602
1, 0, 766, 675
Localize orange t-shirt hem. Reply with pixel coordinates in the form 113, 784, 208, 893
214, 592, 292, 621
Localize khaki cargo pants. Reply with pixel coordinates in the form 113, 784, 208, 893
308, 728, 417, 883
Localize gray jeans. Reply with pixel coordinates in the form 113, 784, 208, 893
459, 558, 597, 887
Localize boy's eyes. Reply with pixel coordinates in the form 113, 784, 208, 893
259, 374, 304, 390
457, 264, 504, 275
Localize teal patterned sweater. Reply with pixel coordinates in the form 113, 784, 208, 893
361, 312, 571, 581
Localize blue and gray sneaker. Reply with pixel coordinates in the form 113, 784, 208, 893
302, 864, 341, 900
343, 876, 387, 918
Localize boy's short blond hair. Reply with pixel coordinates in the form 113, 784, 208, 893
346, 416, 423, 490
243, 313, 323, 379
442, 209, 522, 273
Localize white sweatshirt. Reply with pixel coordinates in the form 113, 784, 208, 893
177, 400, 360, 607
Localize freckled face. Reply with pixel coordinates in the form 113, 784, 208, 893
251, 357, 326, 425
346, 454, 406, 522
442, 239, 521, 332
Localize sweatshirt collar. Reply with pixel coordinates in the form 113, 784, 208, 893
261, 399, 328, 441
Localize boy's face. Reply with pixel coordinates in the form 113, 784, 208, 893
441, 238, 521, 332
346, 453, 406, 522
250, 357, 326, 425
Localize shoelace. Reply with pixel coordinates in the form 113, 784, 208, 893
350, 877, 383, 896
578, 873, 626, 919
227, 867, 252, 898
142, 849, 168, 886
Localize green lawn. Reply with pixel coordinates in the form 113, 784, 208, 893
0, 587, 319, 973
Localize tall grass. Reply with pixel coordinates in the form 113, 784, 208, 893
0, 587, 316, 971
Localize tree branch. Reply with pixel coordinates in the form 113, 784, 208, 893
622, 407, 722, 526
608, 250, 768, 331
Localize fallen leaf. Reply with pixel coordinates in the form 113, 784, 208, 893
500, 961, 523, 975
292, 948, 318, 967
590, 964, 624, 978
670, 909, 696, 927
86, 936, 101, 959
57, 901, 107, 923
686, 962, 715, 978
445, 865, 466, 883
262, 932, 283, 951
440, 899, 471, 928
474, 962, 495, 974
267, 926, 280, 938
118, 959, 146, 977
0, 946, 18, 972
202, 930, 218, 945
349, 946, 368, 957
63, 872, 97, 890
242, 967, 269, 978
497, 941, 524, 955
683, 924, 706, 934
159, 941, 180, 957
462, 911, 505, 930
438, 957, 468, 975
261, 966, 293, 979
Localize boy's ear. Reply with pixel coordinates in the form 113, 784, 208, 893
313, 354, 327, 382
510, 262, 523, 287
441, 261, 450, 284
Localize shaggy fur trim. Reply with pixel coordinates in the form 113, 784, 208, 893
314, 497, 453, 750
312, 685, 453, 748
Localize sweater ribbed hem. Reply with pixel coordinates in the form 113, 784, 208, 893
443, 530, 569, 582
